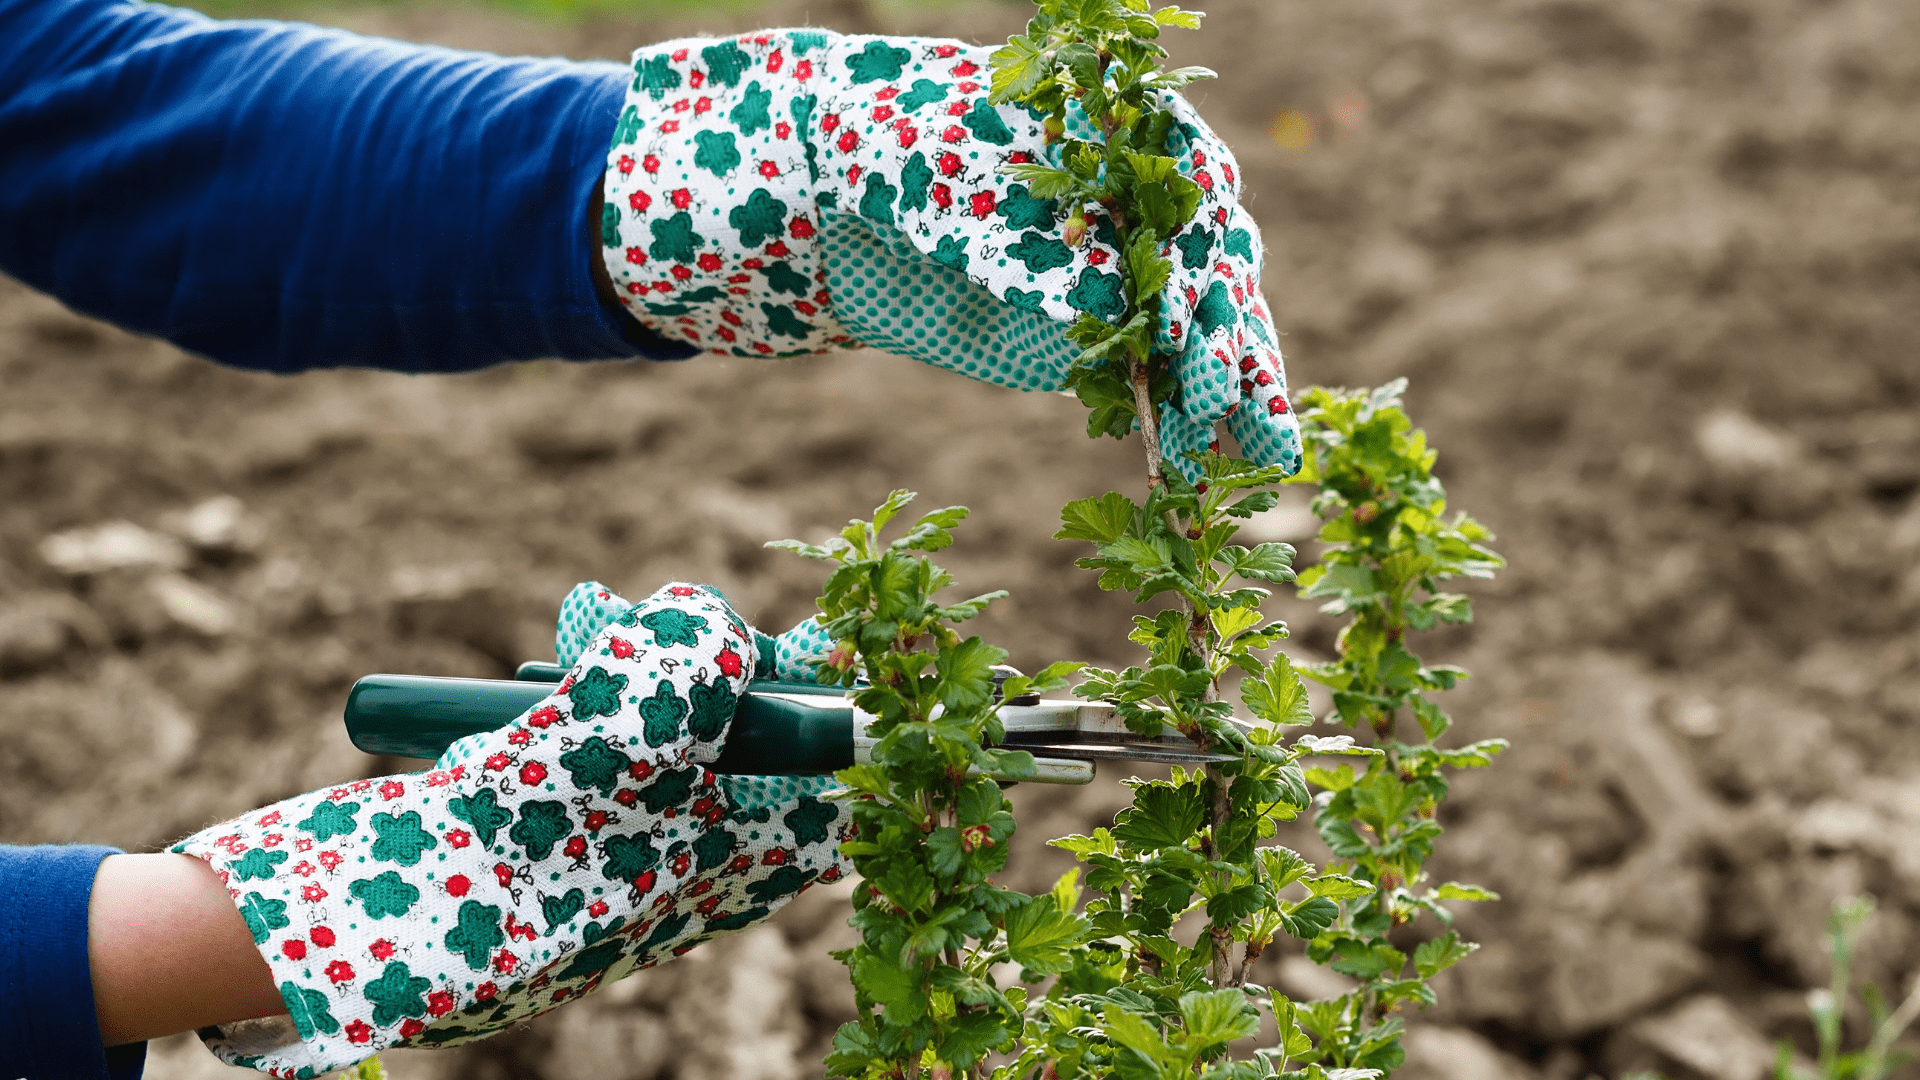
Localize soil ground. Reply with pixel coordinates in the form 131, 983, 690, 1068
4, 0, 1918, 1076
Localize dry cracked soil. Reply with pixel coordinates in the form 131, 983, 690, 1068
3, 0, 1918, 1077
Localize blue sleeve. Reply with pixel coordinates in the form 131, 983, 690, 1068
0, 845, 147, 1080
0, 0, 698, 373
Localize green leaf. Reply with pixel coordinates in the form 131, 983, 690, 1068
1050, 829, 1117, 858
1112, 780, 1207, 851
892, 506, 970, 551
938, 637, 1007, 714
871, 489, 916, 533
1304, 874, 1374, 901
1279, 896, 1340, 940
1128, 664, 1210, 705
937, 590, 1007, 623
939, 1010, 1016, 1068
1410, 695, 1451, 741
982, 748, 1038, 778
833, 763, 893, 798
1177, 989, 1261, 1050
1055, 41, 1102, 86
1258, 846, 1312, 890
855, 952, 928, 1021
1329, 941, 1406, 981
877, 859, 934, 913
1151, 6, 1201, 29
1210, 605, 1262, 642
1304, 763, 1356, 791
1125, 235, 1173, 305
1006, 163, 1087, 201
1005, 897, 1088, 974
824, 1022, 882, 1076
1243, 653, 1314, 727
1102, 1006, 1172, 1062
1293, 734, 1383, 756
1221, 542, 1297, 584
1433, 882, 1500, 902
1052, 867, 1083, 913
956, 778, 1003, 827
926, 827, 965, 876
763, 538, 836, 562
988, 34, 1052, 103
1026, 660, 1086, 695
1058, 492, 1138, 544
1413, 931, 1478, 978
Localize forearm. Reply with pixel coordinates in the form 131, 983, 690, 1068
0, 0, 693, 372
89, 854, 284, 1047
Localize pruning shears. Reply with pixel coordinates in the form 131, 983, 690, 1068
343, 662, 1241, 786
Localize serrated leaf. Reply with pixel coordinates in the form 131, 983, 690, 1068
1050, 829, 1117, 857
1058, 492, 1138, 544
988, 34, 1052, 103
1102, 1006, 1172, 1062
1257, 846, 1312, 890
833, 763, 892, 797
1243, 653, 1314, 727
1206, 881, 1271, 922
927, 826, 965, 876
1177, 989, 1261, 1050
764, 538, 836, 561
1026, 659, 1085, 694
939, 1009, 1016, 1068
1409, 694, 1450, 741
870, 489, 917, 532
1005, 897, 1088, 974
856, 952, 927, 1020
938, 637, 1006, 714
1329, 941, 1405, 981
1210, 605, 1263, 642
1413, 931, 1477, 978
1304, 874, 1374, 901
1152, 7, 1203, 29
1052, 867, 1083, 913
1007, 162, 1087, 201
1126, 237, 1173, 305
937, 590, 1007, 624
1433, 882, 1499, 902
1112, 780, 1207, 851
1279, 896, 1340, 940
1304, 764, 1356, 791
1222, 542, 1297, 584
1122, 151, 1180, 185
1293, 734, 1383, 756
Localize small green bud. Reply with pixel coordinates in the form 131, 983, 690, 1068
1063, 207, 1088, 248
1043, 114, 1066, 143
825, 640, 858, 672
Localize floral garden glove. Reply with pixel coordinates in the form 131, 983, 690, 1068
173, 583, 849, 1073
598, 29, 1301, 479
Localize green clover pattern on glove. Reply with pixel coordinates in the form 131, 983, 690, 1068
599, 30, 1303, 480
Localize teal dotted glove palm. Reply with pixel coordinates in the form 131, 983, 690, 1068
174, 583, 847, 1073
599, 30, 1301, 478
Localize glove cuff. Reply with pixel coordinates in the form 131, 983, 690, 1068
601, 31, 854, 357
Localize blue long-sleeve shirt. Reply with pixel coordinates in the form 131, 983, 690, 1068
0, 847, 146, 1080
0, 0, 697, 372
1, 1, 701, 1075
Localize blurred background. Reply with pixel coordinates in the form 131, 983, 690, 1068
2, 0, 1916, 1076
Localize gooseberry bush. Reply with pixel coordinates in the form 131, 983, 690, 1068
770, 3, 1508, 1078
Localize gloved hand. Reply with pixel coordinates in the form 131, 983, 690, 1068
174, 583, 848, 1072
598, 30, 1301, 479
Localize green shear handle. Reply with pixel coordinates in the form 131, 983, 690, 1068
344, 673, 856, 775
